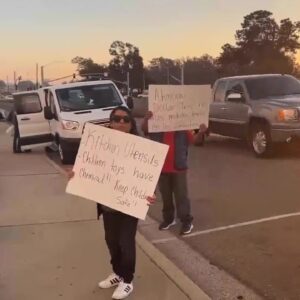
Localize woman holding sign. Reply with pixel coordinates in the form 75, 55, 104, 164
68, 106, 155, 300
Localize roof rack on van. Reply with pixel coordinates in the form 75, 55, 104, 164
79, 72, 109, 81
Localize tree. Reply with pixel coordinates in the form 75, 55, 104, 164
146, 57, 179, 85
71, 56, 108, 76
0, 80, 6, 91
145, 55, 217, 86
17, 80, 35, 91
217, 10, 300, 76
184, 55, 218, 84
109, 41, 144, 91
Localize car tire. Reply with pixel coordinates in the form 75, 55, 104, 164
13, 128, 22, 153
58, 141, 75, 165
250, 123, 273, 158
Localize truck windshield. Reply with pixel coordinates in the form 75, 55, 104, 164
245, 76, 300, 100
55, 84, 123, 111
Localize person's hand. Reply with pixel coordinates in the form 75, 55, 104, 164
66, 169, 75, 180
144, 111, 153, 120
146, 194, 156, 206
199, 123, 207, 133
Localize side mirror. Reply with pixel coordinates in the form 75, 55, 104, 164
126, 96, 134, 110
44, 106, 53, 120
227, 92, 244, 103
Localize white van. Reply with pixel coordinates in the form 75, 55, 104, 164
12, 80, 130, 163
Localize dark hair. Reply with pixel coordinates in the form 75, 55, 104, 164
109, 106, 138, 135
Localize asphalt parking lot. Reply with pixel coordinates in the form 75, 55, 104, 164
45, 128, 300, 299
2, 100, 300, 299
149, 135, 300, 300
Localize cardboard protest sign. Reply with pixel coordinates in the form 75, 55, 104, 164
66, 123, 168, 220
148, 85, 211, 132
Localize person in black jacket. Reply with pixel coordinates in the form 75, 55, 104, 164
68, 106, 155, 300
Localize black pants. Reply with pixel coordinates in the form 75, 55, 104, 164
158, 171, 193, 224
102, 211, 138, 283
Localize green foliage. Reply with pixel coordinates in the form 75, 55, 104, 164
218, 10, 300, 76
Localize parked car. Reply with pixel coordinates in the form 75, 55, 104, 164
209, 74, 300, 157
11, 80, 130, 163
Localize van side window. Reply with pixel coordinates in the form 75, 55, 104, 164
15, 93, 42, 114
214, 81, 227, 102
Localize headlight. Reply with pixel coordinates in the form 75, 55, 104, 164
278, 109, 299, 122
61, 120, 80, 130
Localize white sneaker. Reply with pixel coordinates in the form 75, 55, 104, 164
98, 273, 122, 289
159, 219, 176, 230
112, 282, 133, 299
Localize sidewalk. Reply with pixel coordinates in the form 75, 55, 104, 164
0, 122, 210, 300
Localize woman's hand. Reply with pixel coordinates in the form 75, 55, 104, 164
199, 123, 207, 133
144, 111, 153, 120
66, 169, 75, 180
146, 194, 156, 206
141, 111, 153, 135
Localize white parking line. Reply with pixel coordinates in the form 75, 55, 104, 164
152, 211, 300, 244
152, 236, 177, 244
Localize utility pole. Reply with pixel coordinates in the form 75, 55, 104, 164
167, 67, 170, 85
127, 71, 130, 96
40, 65, 44, 87
6, 76, 9, 92
13, 71, 17, 91
40, 61, 63, 87
181, 64, 184, 85
127, 63, 133, 96
36, 63, 39, 89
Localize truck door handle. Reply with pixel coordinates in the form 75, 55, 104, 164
221, 107, 228, 110
21, 117, 31, 121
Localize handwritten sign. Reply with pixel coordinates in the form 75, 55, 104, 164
66, 123, 169, 220
148, 85, 211, 132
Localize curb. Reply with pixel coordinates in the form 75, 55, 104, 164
44, 155, 70, 176
43, 154, 211, 300
136, 231, 211, 300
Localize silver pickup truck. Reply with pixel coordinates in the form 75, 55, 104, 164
209, 74, 300, 157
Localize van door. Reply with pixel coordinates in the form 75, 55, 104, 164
48, 90, 60, 137
44, 88, 59, 138
14, 91, 52, 151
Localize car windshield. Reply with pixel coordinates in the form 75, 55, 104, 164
56, 84, 122, 111
245, 76, 300, 100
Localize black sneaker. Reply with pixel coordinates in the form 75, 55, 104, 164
159, 219, 176, 230
180, 222, 194, 235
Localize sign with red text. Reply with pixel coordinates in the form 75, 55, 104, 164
66, 123, 168, 220
148, 85, 211, 132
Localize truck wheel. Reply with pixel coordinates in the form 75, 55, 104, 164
250, 123, 273, 158
58, 142, 75, 165
13, 128, 22, 153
